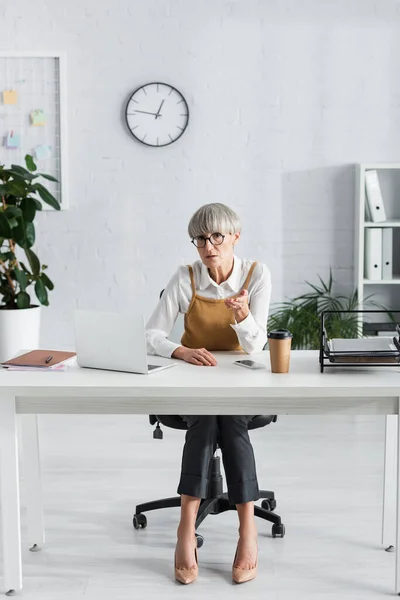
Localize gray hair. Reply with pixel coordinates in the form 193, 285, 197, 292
188, 203, 242, 238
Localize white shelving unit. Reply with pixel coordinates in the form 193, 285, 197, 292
365, 220, 400, 228
355, 163, 400, 332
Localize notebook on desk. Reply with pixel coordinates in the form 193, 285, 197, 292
1, 350, 76, 369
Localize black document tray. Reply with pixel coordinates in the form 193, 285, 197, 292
319, 310, 400, 372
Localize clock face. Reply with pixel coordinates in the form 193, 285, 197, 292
125, 83, 189, 147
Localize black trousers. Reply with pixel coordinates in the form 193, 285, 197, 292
177, 416, 260, 505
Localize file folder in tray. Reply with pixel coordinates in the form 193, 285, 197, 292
319, 310, 400, 372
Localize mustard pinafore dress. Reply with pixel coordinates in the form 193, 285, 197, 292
180, 262, 257, 351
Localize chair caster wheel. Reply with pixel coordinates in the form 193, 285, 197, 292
272, 523, 285, 538
5, 590, 16, 597
261, 499, 277, 511
195, 533, 204, 548
133, 513, 147, 529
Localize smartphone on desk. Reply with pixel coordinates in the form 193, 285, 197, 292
234, 359, 266, 370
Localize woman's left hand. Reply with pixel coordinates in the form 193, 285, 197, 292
225, 289, 250, 323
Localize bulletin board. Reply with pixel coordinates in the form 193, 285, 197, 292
0, 52, 68, 209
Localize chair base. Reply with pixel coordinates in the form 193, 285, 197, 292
134, 489, 285, 540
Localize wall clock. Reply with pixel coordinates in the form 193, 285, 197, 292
125, 82, 189, 147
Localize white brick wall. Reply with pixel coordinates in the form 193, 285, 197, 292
1, 0, 400, 346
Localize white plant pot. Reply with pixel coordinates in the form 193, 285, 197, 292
0, 306, 41, 362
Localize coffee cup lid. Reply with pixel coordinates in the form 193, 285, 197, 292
268, 329, 293, 340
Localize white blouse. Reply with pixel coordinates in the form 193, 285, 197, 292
146, 256, 272, 358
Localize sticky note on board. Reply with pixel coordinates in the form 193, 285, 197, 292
5, 131, 20, 149
2, 90, 17, 104
34, 144, 52, 160
30, 109, 46, 126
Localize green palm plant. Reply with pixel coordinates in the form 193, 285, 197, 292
0, 154, 60, 309
267, 271, 387, 350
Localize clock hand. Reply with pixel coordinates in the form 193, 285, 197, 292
155, 99, 165, 119
134, 109, 158, 116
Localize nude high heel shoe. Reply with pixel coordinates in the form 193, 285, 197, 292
174, 545, 198, 585
232, 543, 258, 584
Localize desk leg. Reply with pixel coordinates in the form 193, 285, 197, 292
21, 415, 45, 551
382, 415, 397, 550
0, 395, 22, 595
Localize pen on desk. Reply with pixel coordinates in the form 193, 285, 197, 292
45, 355, 53, 364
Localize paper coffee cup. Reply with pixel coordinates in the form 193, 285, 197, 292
268, 329, 293, 373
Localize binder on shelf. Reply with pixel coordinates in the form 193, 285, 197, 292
365, 169, 387, 223
382, 227, 393, 280
365, 227, 382, 281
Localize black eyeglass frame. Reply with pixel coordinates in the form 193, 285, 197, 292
191, 233, 226, 248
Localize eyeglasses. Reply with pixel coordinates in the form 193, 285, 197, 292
191, 232, 225, 248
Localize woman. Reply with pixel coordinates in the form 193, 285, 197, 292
146, 203, 271, 585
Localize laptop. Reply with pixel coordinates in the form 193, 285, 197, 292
73, 310, 176, 374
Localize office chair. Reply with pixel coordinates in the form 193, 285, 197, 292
133, 288, 285, 547
133, 414, 285, 547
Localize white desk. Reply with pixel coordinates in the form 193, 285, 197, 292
0, 351, 399, 595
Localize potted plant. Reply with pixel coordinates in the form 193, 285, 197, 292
0, 154, 60, 361
267, 271, 391, 350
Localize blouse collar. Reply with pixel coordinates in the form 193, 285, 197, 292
198, 255, 242, 292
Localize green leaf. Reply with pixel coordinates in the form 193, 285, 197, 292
35, 278, 48, 305
7, 217, 19, 229
0, 213, 12, 238
25, 221, 35, 248
25, 248, 40, 276
25, 154, 37, 172
4, 205, 22, 218
16, 291, 30, 309
13, 221, 27, 247
12, 215, 35, 248
19, 261, 31, 275
0, 251, 15, 261
38, 173, 58, 183
33, 183, 60, 210
40, 272, 54, 290
9, 165, 35, 180
14, 268, 28, 292
20, 198, 36, 222
27, 197, 42, 211
0, 286, 11, 299
6, 179, 28, 197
